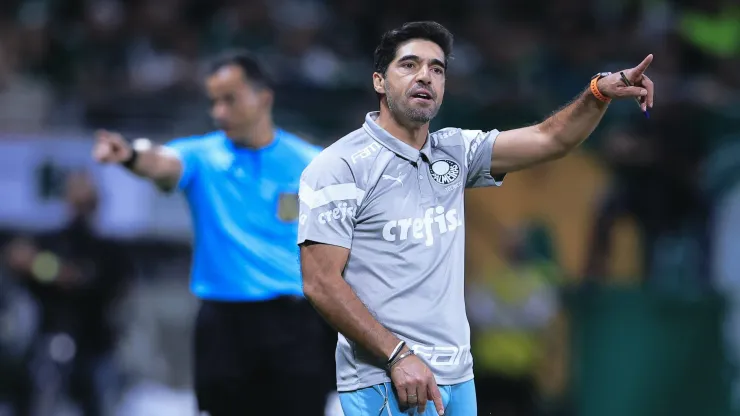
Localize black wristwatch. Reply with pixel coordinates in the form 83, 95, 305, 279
121, 148, 139, 169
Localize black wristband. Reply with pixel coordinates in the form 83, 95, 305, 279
121, 148, 139, 169
387, 341, 406, 366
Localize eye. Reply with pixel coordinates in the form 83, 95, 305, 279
401, 62, 414, 69
432, 67, 445, 75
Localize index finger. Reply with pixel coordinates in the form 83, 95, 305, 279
633, 54, 653, 76
428, 383, 445, 415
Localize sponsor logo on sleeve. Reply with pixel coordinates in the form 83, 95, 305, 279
317, 202, 356, 225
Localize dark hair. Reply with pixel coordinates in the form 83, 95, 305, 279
209, 49, 275, 90
373, 21, 454, 76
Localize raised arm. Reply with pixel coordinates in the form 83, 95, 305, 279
92, 130, 183, 190
490, 54, 655, 175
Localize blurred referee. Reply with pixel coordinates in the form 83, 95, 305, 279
91, 50, 330, 416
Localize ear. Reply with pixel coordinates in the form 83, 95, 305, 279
372, 72, 385, 95
260, 88, 274, 108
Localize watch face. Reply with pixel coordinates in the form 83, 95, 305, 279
592, 72, 612, 79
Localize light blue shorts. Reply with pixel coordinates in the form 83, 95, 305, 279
339, 379, 476, 416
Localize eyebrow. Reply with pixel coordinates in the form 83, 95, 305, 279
397, 54, 446, 69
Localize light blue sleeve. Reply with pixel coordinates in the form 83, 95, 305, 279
164, 136, 204, 191
286, 132, 324, 170
163, 137, 202, 191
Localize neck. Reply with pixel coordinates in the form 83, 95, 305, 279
69, 212, 92, 227
230, 115, 275, 149
376, 103, 429, 150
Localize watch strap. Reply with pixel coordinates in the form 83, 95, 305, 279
589, 74, 611, 103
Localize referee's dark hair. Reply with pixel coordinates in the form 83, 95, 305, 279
373, 21, 454, 99
209, 50, 275, 91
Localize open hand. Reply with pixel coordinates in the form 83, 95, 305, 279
597, 54, 655, 112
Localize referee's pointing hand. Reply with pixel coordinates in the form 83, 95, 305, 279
92, 130, 133, 164
596, 54, 655, 112
391, 351, 445, 415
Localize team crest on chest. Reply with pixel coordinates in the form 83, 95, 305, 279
277, 192, 300, 221
429, 159, 460, 185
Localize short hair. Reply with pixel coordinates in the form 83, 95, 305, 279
208, 50, 275, 90
373, 21, 454, 76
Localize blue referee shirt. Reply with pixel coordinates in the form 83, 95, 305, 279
165, 129, 321, 301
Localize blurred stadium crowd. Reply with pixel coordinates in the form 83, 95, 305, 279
0, 0, 739, 415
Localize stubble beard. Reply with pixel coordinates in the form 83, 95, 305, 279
384, 81, 438, 126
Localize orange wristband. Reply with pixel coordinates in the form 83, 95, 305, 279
590, 77, 611, 103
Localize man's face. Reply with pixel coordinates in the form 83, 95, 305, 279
206, 65, 271, 140
374, 39, 446, 125
65, 172, 97, 216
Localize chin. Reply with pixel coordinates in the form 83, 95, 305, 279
406, 109, 437, 124
408, 116, 433, 124
387, 98, 436, 125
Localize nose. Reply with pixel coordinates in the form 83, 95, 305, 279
211, 103, 227, 121
415, 65, 432, 85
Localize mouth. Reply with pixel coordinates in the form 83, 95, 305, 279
409, 91, 434, 103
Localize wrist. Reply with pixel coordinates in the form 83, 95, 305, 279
588, 72, 612, 104
121, 148, 137, 169
388, 348, 415, 370
121, 138, 152, 169
385, 339, 406, 361
588, 75, 612, 104
584, 87, 610, 108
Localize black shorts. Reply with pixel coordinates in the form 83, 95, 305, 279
194, 296, 334, 416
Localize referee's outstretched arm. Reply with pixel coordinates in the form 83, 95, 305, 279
92, 129, 183, 191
